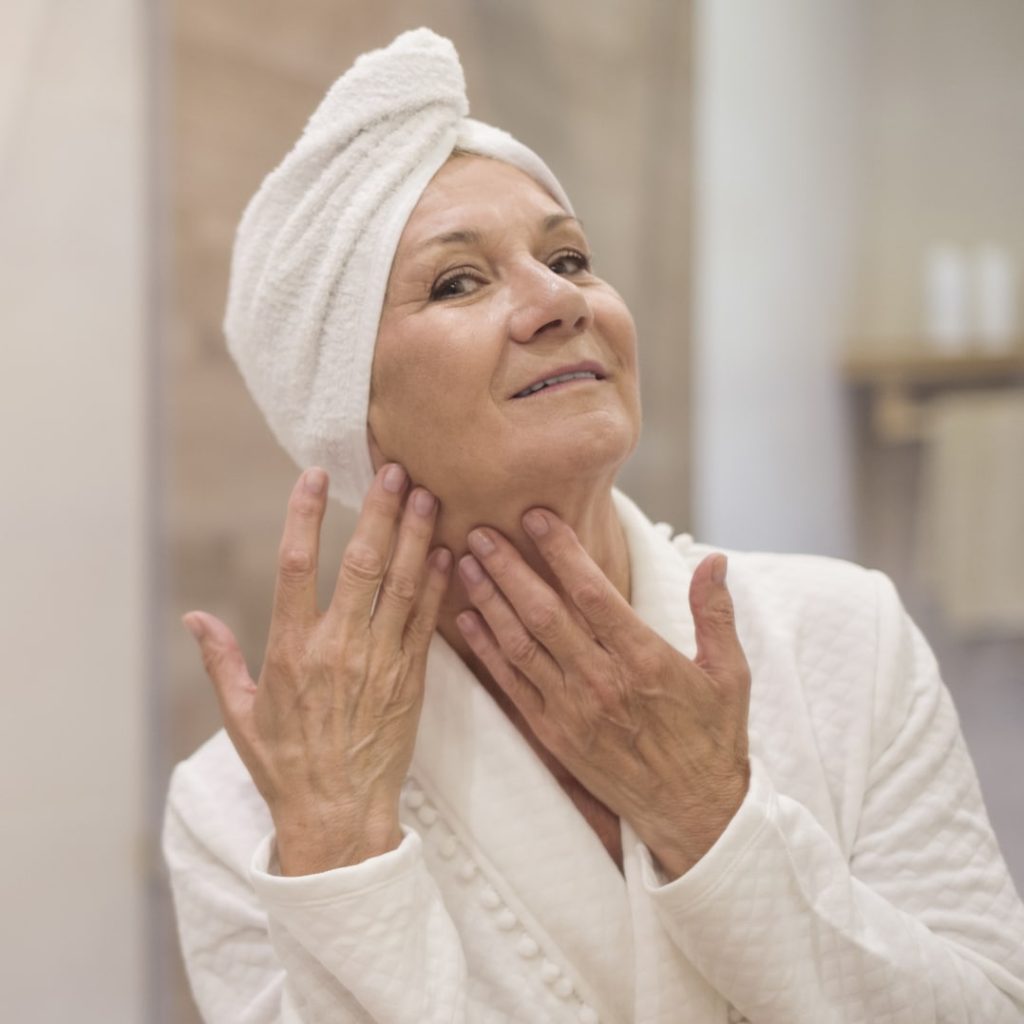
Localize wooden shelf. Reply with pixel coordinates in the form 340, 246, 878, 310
843, 346, 1024, 386
842, 344, 1024, 443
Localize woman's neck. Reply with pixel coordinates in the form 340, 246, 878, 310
432, 483, 631, 672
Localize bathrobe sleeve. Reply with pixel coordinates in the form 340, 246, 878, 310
163, 769, 467, 1023
638, 570, 1024, 1022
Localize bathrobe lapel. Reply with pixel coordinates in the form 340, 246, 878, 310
412, 635, 635, 1023
614, 492, 732, 1023
410, 491, 729, 1024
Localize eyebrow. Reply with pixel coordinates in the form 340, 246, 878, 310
416, 213, 585, 253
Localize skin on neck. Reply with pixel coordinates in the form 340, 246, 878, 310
368, 431, 632, 675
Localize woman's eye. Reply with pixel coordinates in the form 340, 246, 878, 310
429, 270, 483, 301
549, 249, 591, 275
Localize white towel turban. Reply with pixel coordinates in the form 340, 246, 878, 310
224, 27, 574, 509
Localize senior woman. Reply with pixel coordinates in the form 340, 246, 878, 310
164, 28, 1024, 1024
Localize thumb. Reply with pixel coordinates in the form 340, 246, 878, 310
182, 611, 256, 728
689, 554, 748, 681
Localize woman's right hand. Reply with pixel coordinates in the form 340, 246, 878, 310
182, 463, 452, 875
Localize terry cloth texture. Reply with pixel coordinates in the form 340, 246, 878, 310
165, 491, 1024, 1023
223, 28, 574, 509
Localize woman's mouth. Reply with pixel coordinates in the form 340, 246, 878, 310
512, 367, 606, 399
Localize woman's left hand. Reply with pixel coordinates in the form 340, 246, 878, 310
456, 510, 751, 879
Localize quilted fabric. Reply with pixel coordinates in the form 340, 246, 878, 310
163, 491, 1024, 1022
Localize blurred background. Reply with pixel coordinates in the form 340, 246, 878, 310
2, 0, 1022, 1019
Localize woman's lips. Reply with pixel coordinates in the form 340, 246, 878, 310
510, 361, 608, 399
514, 375, 603, 398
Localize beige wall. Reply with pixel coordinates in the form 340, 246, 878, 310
856, 0, 1024, 343
850, 0, 1024, 578
0, 0, 146, 1020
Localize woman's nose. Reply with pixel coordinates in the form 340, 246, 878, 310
507, 261, 592, 344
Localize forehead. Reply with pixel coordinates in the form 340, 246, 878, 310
396, 155, 566, 254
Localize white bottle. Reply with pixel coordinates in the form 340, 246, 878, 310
972, 244, 1018, 352
923, 243, 970, 353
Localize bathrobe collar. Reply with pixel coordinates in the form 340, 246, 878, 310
411, 490, 705, 1023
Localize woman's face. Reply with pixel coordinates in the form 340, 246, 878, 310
368, 155, 641, 503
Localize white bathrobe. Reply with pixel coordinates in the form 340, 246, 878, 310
164, 492, 1024, 1023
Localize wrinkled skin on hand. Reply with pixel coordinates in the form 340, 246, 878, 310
183, 467, 750, 880
456, 509, 751, 879
183, 464, 451, 875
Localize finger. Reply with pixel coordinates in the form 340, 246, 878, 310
372, 487, 439, 640
465, 527, 596, 667
329, 463, 408, 626
270, 468, 329, 631
456, 609, 545, 720
521, 509, 639, 648
458, 553, 563, 688
404, 547, 453, 663
183, 611, 257, 734
689, 554, 749, 683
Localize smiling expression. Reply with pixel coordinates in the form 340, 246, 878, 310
368, 154, 642, 504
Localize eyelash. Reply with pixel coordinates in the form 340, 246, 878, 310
429, 248, 592, 301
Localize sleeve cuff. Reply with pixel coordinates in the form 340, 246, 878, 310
250, 824, 423, 906
637, 755, 776, 908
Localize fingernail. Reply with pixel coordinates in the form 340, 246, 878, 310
712, 555, 728, 585
523, 510, 549, 536
304, 468, 326, 495
412, 488, 436, 516
456, 611, 478, 634
431, 548, 452, 573
182, 613, 205, 641
459, 554, 485, 584
382, 464, 406, 493
468, 529, 495, 556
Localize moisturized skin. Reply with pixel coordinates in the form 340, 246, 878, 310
184, 155, 751, 880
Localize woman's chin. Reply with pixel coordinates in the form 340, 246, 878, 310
510, 419, 638, 492
394, 408, 640, 509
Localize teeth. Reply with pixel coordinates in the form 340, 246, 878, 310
516, 370, 597, 398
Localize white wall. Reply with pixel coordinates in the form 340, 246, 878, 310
0, 1, 146, 1019
693, 1, 861, 556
